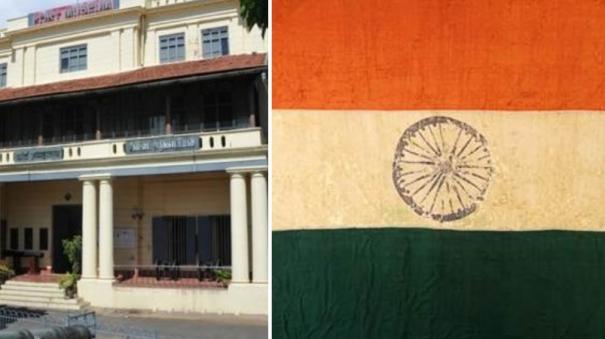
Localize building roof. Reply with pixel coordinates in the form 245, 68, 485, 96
0, 53, 267, 104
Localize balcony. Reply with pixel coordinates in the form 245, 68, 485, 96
148, 0, 200, 8
0, 128, 263, 167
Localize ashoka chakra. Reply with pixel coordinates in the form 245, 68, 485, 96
392, 116, 493, 222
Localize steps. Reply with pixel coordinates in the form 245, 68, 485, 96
0, 280, 89, 311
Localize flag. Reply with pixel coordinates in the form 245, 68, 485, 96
272, 0, 605, 338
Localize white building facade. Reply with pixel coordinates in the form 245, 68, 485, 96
0, 0, 267, 315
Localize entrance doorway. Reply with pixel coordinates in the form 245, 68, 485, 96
52, 205, 82, 274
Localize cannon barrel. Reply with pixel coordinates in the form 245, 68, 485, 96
0, 325, 92, 339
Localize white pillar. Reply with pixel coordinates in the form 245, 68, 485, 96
98, 178, 114, 280
0, 183, 4, 222
230, 172, 249, 283
81, 180, 97, 279
251, 172, 268, 283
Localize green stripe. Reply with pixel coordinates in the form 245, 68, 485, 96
273, 228, 605, 338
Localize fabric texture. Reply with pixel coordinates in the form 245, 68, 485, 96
273, 228, 605, 338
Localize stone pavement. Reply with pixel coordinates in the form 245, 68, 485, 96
94, 309, 268, 339
0, 307, 267, 339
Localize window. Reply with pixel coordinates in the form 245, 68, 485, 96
149, 115, 166, 135
203, 87, 233, 130
159, 33, 185, 64
60, 44, 87, 73
39, 228, 48, 251
0, 63, 6, 88
152, 216, 231, 266
9, 228, 18, 250
202, 27, 229, 58
24, 228, 33, 250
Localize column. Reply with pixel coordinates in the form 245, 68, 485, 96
81, 180, 97, 279
95, 106, 102, 140
230, 172, 249, 283
98, 177, 114, 280
0, 183, 3, 221
165, 95, 172, 135
251, 171, 268, 283
0, 183, 4, 252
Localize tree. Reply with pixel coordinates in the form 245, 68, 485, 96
240, 0, 268, 38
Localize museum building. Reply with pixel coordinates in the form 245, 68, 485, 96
0, 0, 267, 315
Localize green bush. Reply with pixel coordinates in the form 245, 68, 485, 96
62, 235, 82, 275
59, 272, 78, 298
60, 235, 82, 298
0, 264, 14, 284
215, 269, 232, 283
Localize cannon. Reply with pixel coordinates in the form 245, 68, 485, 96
0, 325, 92, 339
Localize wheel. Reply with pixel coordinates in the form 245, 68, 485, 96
393, 116, 493, 222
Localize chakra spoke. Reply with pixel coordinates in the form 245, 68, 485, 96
412, 171, 441, 196
417, 130, 440, 157
420, 172, 444, 204
469, 172, 490, 182
404, 172, 437, 186
439, 123, 446, 154
476, 154, 491, 162
450, 127, 463, 156
457, 164, 492, 170
429, 174, 447, 214
452, 184, 466, 210
401, 147, 436, 162
427, 125, 442, 156
453, 172, 483, 193
398, 168, 430, 177
409, 139, 437, 159
400, 160, 436, 165
456, 135, 474, 157
459, 144, 483, 161
451, 175, 476, 200
459, 151, 490, 165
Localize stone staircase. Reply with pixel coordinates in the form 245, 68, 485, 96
0, 280, 89, 311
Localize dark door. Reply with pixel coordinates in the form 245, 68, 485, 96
52, 205, 82, 274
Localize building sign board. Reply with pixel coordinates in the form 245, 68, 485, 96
28, 0, 120, 27
14, 147, 64, 163
124, 135, 201, 155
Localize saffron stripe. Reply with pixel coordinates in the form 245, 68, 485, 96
273, 0, 605, 110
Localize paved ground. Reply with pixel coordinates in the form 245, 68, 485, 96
0, 307, 267, 339
95, 309, 268, 339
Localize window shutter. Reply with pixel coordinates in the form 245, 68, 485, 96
152, 217, 168, 263
197, 216, 214, 264
185, 217, 197, 265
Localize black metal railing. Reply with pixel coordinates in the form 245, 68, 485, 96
114, 264, 232, 286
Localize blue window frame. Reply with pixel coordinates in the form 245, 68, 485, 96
0, 63, 6, 87
60, 44, 87, 73
159, 33, 185, 64
202, 26, 229, 59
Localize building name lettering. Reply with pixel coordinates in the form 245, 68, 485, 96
14, 147, 64, 163
124, 136, 201, 155
28, 0, 120, 27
